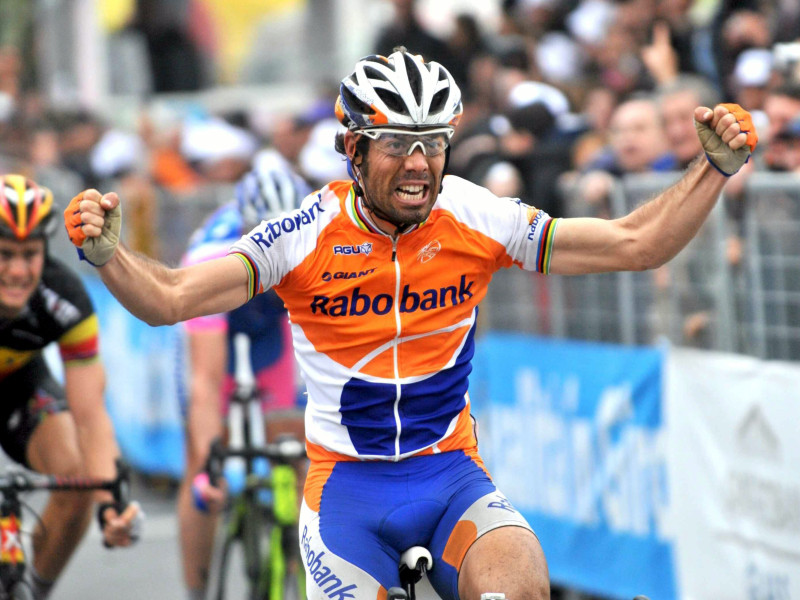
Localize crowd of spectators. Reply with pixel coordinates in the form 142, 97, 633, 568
0, 0, 799, 351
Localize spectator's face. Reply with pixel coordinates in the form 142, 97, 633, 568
660, 89, 702, 165
584, 87, 617, 132
271, 117, 311, 165
346, 130, 445, 232
609, 100, 667, 172
763, 94, 800, 142
0, 238, 45, 318
29, 129, 61, 168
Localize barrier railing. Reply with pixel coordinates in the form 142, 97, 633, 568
40, 167, 800, 362
486, 171, 800, 361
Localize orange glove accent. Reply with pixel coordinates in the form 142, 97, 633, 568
64, 192, 88, 247
719, 102, 759, 152
695, 103, 758, 176
62, 190, 121, 266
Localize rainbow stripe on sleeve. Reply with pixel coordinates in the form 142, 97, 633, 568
59, 314, 100, 364
231, 252, 260, 300
536, 217, 558, 274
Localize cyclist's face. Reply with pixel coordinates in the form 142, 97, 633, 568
0, 237, 45, 317
346, 130, 447, 232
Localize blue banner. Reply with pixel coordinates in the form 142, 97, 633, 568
471, 333, 674, 600
83, 275, 185, 478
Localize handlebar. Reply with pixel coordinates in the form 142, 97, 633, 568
0, 458, 131, 509
204, 436, 306, 487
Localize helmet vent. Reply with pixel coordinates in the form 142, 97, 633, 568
402, 53, 424, 105
376, 88, 406, 114
430, 89, 448, 114
342, 86, 375, 116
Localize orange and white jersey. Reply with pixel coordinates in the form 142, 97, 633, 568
229, 175, 557, 462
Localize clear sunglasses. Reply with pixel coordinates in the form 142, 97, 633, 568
356, 127, 454, 157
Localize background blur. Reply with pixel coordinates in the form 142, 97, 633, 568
4, 0, 800, 599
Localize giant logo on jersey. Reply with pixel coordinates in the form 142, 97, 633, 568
310, 275, 475, 316
248, 199, 324, 250
321, 269, 376, 282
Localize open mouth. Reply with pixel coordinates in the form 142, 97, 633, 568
395, 184, 429, 204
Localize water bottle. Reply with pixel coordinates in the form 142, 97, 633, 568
224, 399, 247, 496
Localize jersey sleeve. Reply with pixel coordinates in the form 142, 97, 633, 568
43, 260, 101, 365
229, 190, 330, 300
59, 314, 100, 364
502, 198, 558, 273
439, 176, 559, 273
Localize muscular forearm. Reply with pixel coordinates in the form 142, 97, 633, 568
550, 157, 729, 275
66, 363, 120, 504
621, 156, 727, 269
98, 244, 184, 326
97, 246, 250, 327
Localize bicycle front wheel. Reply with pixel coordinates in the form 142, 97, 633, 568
269, 524, 306, 600
205, 504, 248, 600
9, 583, 34, 600
240, 497, 271, 600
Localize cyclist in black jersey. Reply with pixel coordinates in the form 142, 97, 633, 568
0, 175, 140, 599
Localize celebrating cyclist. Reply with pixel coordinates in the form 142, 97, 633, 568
0, 175, 140, 600
64, 48, 757, 600
177, 153, 309, 600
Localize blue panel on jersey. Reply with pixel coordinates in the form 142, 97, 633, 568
340, 324, 476, 456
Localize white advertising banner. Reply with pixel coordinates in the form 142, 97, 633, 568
667, 348, 800, 600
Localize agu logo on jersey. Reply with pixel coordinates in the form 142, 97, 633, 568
333, 242, 372, 256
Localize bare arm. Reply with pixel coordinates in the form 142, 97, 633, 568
99, 244, 250, 326
185, 329, 227, 468
69, 189, 250, 325
65, 359, 143, 546
64, 360, 116, 487
549, 104, 756, 275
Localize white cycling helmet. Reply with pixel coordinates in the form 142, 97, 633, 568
335, 48, 463, 132
235, 159, 308, 225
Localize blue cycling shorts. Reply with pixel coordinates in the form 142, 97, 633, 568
299, 450, 533, 600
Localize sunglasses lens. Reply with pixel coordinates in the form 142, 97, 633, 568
374, 132, 449, 156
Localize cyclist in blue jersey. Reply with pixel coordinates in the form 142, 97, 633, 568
65, 48, 757, 600
176, 153, 310, 600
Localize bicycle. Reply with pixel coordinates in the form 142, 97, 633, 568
0, 459, 131, 600
199, 333, 307, 600
386, 547, 653, 600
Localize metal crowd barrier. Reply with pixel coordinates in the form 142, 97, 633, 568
484, 171, 800, 361
36, 165, 800, 363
